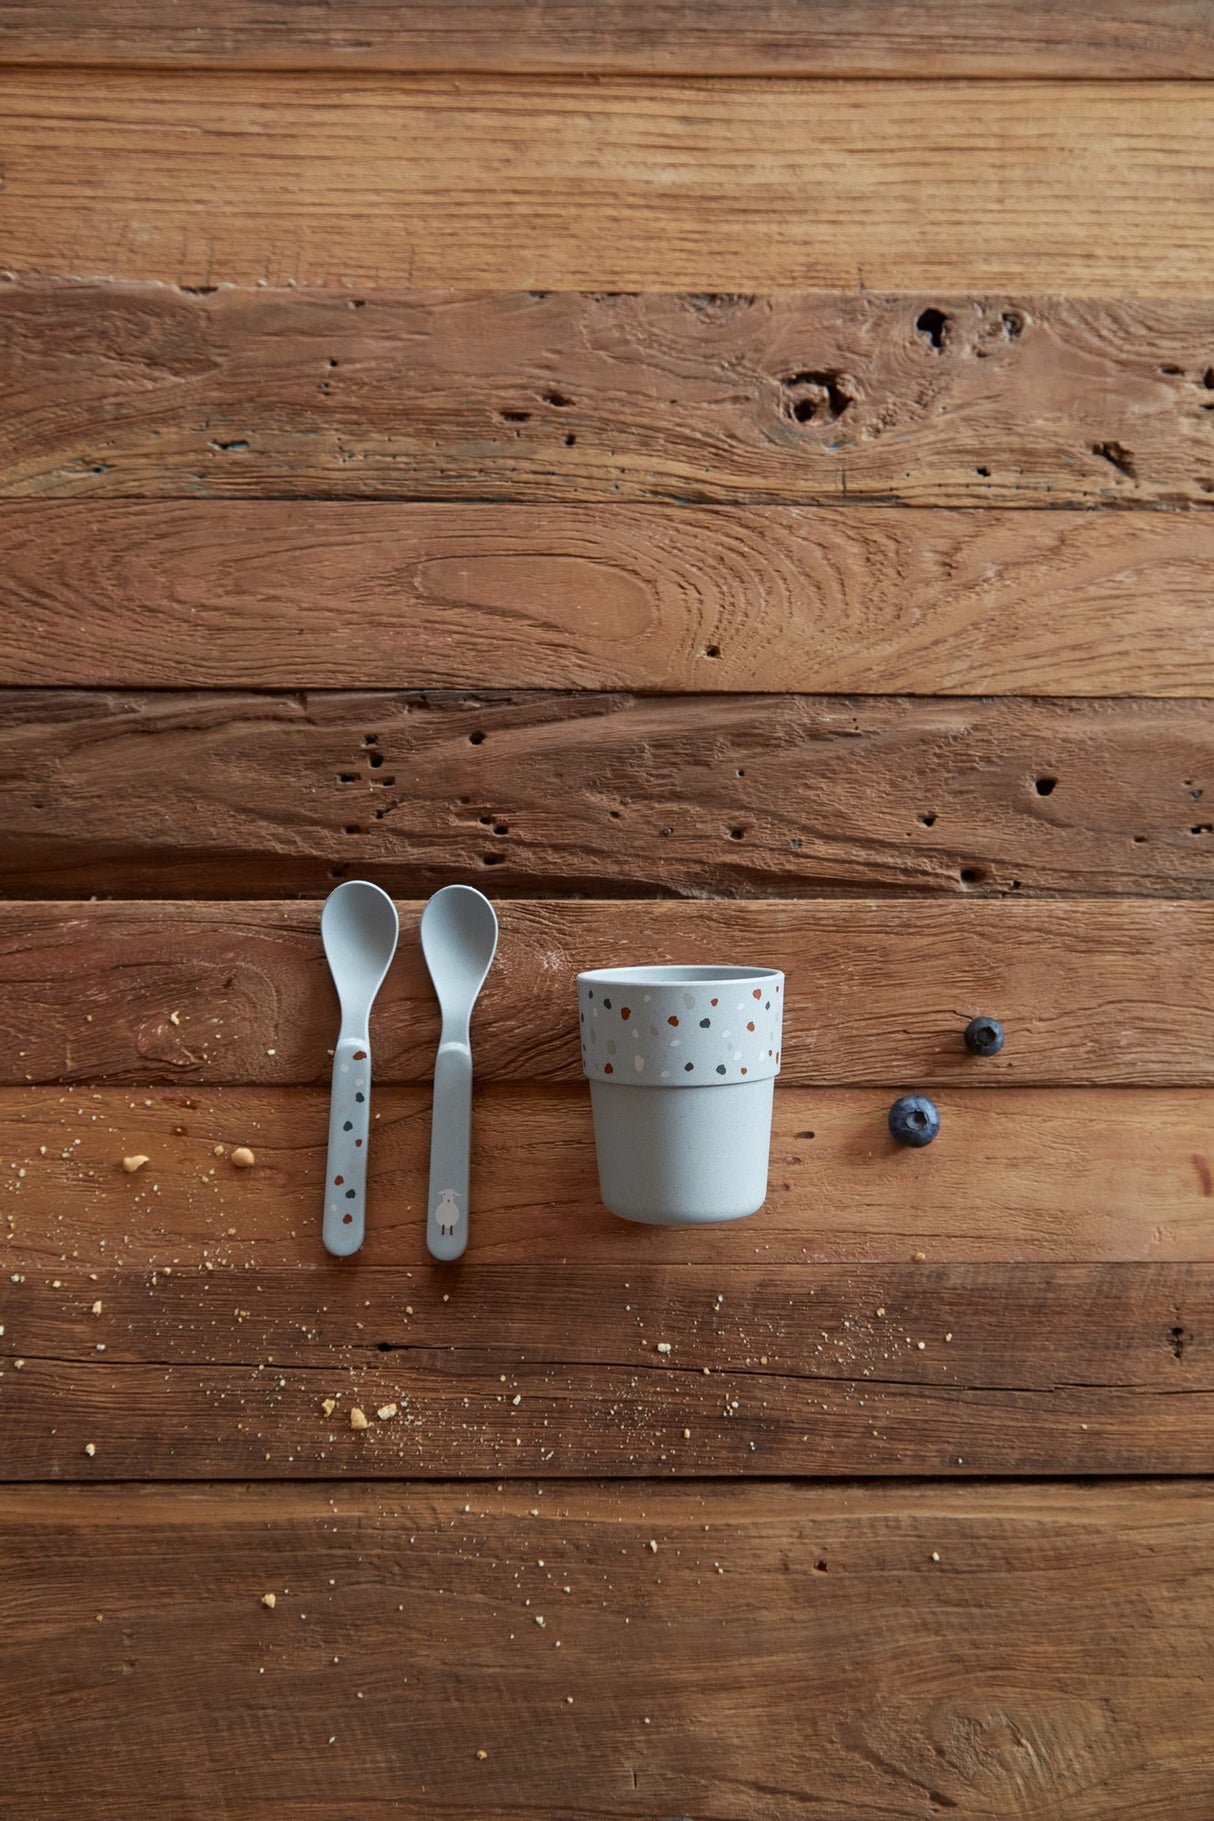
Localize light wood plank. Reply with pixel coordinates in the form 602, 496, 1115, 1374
6, 285, 1214, 507
1, 898, 1210, 1088
5, 1481, 1212, 1818
4, 501, 1213, 695
4, 0, 1214, 76
4, 1084, 1211, 1267
1, 1263, 1210, 1478
1, 689, 1209, 897
3, 77, 1214, 292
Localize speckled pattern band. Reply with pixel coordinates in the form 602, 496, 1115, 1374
578, 965, 783, 1086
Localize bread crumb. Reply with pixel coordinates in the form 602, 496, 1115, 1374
261, 1592, 276, 1608
84, 1442, 96, 1457
122, 1155, 149, 1174
475, 1749, 488, 1760
647, 1539, 658, 1553
91, 1299, 103, 1316
913, 1251, 926, 1261
683, 1428, 691, 1439
512, 1393, 522, 1407
376, 1403, 397, 1420
656, 1342, 671, 1354
321, 1398, 336, 1416
930, 1551, 941, 1563
534, 1614, 545, 1626
169, 1010, 181, 1026
350, 1407, 369, 1430
916, 1340, 926, 1351
213, 1145, 226, 1156
230, 1147, 256, 1168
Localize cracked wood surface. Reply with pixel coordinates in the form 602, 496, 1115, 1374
4, 1084, 1212, 1267
6, 1480, 1212, 1819
5, 0, 1214, 76
1, 899, 1211, 1088
4, 500, 1214, 696
1, 689, 1210, 898
5, 286, 1214, 508
1, 80, 1214, 294
1, 1264, 1209, 1478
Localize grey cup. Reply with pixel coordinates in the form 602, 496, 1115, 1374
578, 964, 784, 1226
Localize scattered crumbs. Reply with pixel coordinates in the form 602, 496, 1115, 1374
656, 1342, 671, 1354
38, 1146, 47, 1157
442, 1293, 449, 1303
406, 1306, 413, 1315
930, 1552, 941, 1563
376, 1403, 398, 1421
647, 1539, 658, 1553
350, 1407, 369, 1430
913, 1251, 926, 1262
759, 1355, 768, 1365
876, 1306, 886, 1317
683, 1428, 691, 1440
213, 1145, 226, 1157
534, 1614, 546, 1627
169, 1011, 181, 1026
916, 1341, 926, 1351
512, 1394, 522, 1407
91, 1300, 103, 1316
231, 1147, 256, 1169
945, 1332, 953, 1342
14, 1359, 24, 1369
321, 1398, 336, 1417
261, 1592, 277, 1609
122, 1155, 149, 1174
84, 1442, 95, 1457
475, 1749, 488, 1761
266, 1048, 276, 1056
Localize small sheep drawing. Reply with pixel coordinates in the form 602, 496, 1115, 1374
435, 1188, 462, 1237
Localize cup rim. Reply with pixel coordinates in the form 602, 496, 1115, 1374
578, 963, 782, 987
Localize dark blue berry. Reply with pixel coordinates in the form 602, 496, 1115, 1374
715, 1063, 727, 1076
888, 1094, 940, 1147
342, 1120, 353, 1132
684, 1062, 694, 1072
603, 997, 612, 1009
964, 1015, 1004, 1057
699, 1017, 711, 1028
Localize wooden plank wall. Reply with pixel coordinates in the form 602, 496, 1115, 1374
1, 5, 1212, 1815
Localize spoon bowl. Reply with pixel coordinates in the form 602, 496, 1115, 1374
320, 880, 400, 1257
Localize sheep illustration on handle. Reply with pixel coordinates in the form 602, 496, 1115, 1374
435, 1188, 462, 1238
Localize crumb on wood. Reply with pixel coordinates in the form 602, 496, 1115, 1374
84, 1442, 96, 1457
230, 1146, 256, 1168
321, 1397, 336, 1416
121, 1155, 149, 1174
376, 1403, 397, 1420
91, 1299, 103, 1316
350, 1407, 369, 1430
261, 1592, 276, 1608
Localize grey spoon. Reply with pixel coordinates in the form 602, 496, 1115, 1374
321, 880, 399, 1257
421, 885, 499, 1261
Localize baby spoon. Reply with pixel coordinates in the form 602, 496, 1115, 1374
320, 880, 399, 1256
420, 885, 499, 1260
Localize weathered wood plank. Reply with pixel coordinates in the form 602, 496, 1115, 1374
2, 898, 1210, 1088
6, 285, 1214, 508
5, 1481, 1211, 1819
4, 0, 1214, 77
1, 1263, 1209, 1477
4, 500, 1213, 696
1, 689, 1209, 898
5, 1084, 1211, 1267
3, 78, 1214, 293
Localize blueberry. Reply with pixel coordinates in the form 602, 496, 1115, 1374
963, 1015, 1004, 1057
888, 1094, 940, 1147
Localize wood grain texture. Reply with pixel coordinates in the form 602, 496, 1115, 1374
5, 1481, 1212, 1820
1, 689, 1209, 898
5, 1084, 1212, 1267
3, 77, 1214, 292
5, 0, 1214, 76
5, 500, 1214, 696
6, 285, 1214, 508
1, 898, 1211, 1089
1, 1262, 1210, 1478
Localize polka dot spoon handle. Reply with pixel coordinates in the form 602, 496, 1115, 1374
324, 1035, 372, 1256
320, 880, 400, 1259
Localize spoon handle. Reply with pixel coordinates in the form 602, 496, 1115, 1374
323, 1034, 371, 1256
427, 1040, 472, 1260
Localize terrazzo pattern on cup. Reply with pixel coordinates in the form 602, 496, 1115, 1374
577, 965, 783, 1086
